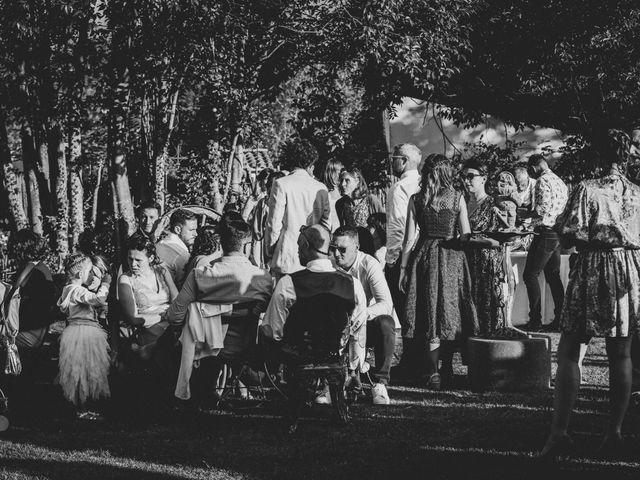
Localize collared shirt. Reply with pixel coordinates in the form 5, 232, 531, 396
261, 258, 367, 369
156, 233, 190, 287
341, 251, 399, 328
534, 169, 568, 228
165, 255, 273, 327
386, 169, 421, 264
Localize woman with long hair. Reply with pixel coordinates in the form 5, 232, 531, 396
322, 159, 344, 231
335, 167, 383, 228
540, 130, 640, 458
398, 154, 478, 389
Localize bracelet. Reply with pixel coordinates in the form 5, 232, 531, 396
400, 266, 407, 270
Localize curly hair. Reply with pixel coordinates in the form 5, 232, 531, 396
279, 138, 319, 170
7, 229, 48, 265
190, 226, 220, 258
125, 232, 160, 267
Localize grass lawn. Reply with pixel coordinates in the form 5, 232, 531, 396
1, 333, 639, 479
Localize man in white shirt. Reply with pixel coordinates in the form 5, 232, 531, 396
385, 143, 421, 320
156, 209, 198, 288
331, 226, 397, 405
261, 224, 368, 382
265, 139, 330, 278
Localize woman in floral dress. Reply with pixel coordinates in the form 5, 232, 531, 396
461, 160, 514, 335
540, 130, 640, 458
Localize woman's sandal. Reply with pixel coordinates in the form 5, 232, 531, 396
537, 434, 574, 461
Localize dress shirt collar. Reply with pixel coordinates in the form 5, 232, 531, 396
344, 251, 365, 276
164, 232, 188, 253
399, 169, 420, 182
218, 254, 253, 264
291, 168, 311, 177
305, 258, 336, 273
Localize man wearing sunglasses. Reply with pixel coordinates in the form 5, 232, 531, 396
262, 224, 368, 397
331, 226, 397, 405
385, 144, 422, 322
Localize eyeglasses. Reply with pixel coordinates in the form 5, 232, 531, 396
329, 244, 348, 255
388, 154, 407, 163
460, 173, 484, 181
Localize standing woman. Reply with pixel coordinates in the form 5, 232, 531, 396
399, 154, 478, 389
540, 130, 640, 457
335, 167, 384, 228
462, 161, 514, 335
322, 159, 344, 232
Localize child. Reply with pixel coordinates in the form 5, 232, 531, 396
493, 171, 521, 230
57, 253, 112, 420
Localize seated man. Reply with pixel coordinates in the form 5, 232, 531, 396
162, 220, 273, 400
165, 219, 273, 329
261, 224, 367, 393
156, 209, 198, 288
136, 201, 161, 241
331, 226, 396, 405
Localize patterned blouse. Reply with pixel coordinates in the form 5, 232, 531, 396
556, 174, 640, 250
534, 169, 568, 228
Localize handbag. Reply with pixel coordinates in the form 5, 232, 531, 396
0, 262, 38, 376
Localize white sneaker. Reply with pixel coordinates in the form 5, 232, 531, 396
371, 383, 390, 405
314, 385, 332, 405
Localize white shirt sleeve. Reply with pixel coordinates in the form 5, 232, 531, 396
265, 179, 286, 253
385, 184, 410, 264
348, 279, 368, 370
261, 275, 295, 341
364, 257, 393, 320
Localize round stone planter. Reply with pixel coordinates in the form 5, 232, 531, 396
467, 334, 551, 392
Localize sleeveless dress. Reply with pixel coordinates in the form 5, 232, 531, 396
466, 196, 513, 335
403, 189, 478, 342
119, 266, 172, 345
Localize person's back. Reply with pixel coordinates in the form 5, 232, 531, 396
566, 174, 640, 248
414, 188, 460, 239
283, 269, 355, 360
266, 140, 330, 276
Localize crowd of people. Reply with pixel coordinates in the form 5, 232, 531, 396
3, 133, 640, 458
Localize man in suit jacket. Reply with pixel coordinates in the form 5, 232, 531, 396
265, 139, 330, 278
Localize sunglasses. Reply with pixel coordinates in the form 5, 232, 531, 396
460, 173, 484, 181
329, 244, 348, 255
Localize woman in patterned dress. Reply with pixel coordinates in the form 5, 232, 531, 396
335, 167, 384, 228
540, 130, 640, 457
461, 160, 515, 335
398, 154, 478, 389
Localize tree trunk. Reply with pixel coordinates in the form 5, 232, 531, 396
222, 130, 241, 205
153, 90, 179, 212
53, 127, 69, 257
0, 109, 29, 230
68, 127, 84, 249
21, 127, 44, 234
35, 126, 52, 215
91, 160, 104, 226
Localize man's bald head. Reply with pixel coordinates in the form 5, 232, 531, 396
391, 143, 421, 177
297, 224, 330, 266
